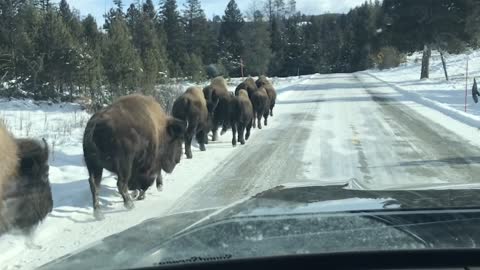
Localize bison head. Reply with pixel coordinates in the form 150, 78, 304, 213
161, 118, 186, 173
16, 138, 50, 184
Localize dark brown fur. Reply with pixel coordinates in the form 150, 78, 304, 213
250, 87, 270, 129
256, 76, 277, 116
83, 94, 186, 220
231, 90, 253, 146
172, 86, 209, 159
203, 76, 233, 141
235, 77, 257, 97
0, 124, 52, 242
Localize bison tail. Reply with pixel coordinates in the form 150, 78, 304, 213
83, 118, 113, 168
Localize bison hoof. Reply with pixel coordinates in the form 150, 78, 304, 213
25, 240, 42, 250
130, 190, 139, 200
270, 112, 273, 117
124, 200, 135, 210
94, 210, 105, 221
157, 184, 164, 192
186, 154, 193, 159
240, 140, 246, 145
138, 192, 146, 201
199, 144, 206, 151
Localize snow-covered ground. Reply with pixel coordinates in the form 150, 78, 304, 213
0, 76, 306, 269
365, 50, 480, 128
3, 49, 480, 269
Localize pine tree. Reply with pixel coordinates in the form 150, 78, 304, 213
183, 0, 208, 62
103, 16, 141, 97
242, 10, 271, 75
466, 0, 480, 47
138, 2, 168, 92
160, 0, 186, 77
219, 0, 244, 76
184, 53, 205, 82
143, 0, 156, 21
80, 14, 104, 105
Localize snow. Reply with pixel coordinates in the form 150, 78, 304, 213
0, 78, 304, 269
3, 48, 480, 268
233, 198, 397, 217
361, 49, 480, 150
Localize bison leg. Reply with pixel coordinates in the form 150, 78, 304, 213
264, 113, 268, 126
196, 129, 206, 151
245, 120, 252, 140
270, 104, 274, 117
252, 112, 257, 128
257, 113, 262, 129
87, 165, 104, 220
238, 123, 246, 145
211, 125, 219, 141
137, 190, 146, 200
156, 173, 163, 191
184, 123, 196, 159
231, 123, 237, 147
25, 230, 42, 249
184, 135, 193, 159
115, 158, 134, 210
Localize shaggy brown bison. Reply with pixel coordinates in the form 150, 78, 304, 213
235, 77, 269, 129
0, 123, 52, 248
203, 76, 233, 141
83, 94, 186, 220
256, 76, 277, 116
235, 77, 257, 97
251, 86, 270, 129
231, 89, 253, 146
172, 86, 209, 159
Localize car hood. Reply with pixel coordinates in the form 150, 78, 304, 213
40, 180, 480, 270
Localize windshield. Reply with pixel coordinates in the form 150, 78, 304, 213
1, 0, 480, 269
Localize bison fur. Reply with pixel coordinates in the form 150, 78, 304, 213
172, 86, 209, 159
83, 94, 186, 220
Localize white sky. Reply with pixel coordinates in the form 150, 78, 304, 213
58, 0, 367, 24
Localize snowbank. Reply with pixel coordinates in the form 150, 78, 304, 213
364, 49, 480, 128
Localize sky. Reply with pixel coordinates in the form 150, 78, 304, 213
58, 0, 367, 24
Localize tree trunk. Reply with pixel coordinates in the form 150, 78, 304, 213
420, 44, 431, 79
439, 50, 448, 81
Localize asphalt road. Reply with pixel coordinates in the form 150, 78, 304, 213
168, 73, 480, 213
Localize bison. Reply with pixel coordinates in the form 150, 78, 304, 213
235, 77, 257, 97
172, 86, 209, 159
231, 89, 253, 146
83, 94, 186, 220
256, 75, 277, 116
0, 123, 52, 248
235, 77, 269, 129
250, 86, 270, 129
203, 76, 233, 141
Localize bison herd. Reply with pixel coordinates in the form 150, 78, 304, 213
0, 75, 276, 241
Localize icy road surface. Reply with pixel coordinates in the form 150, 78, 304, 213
3, 73, 480, 269
170, 73, 480, 213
